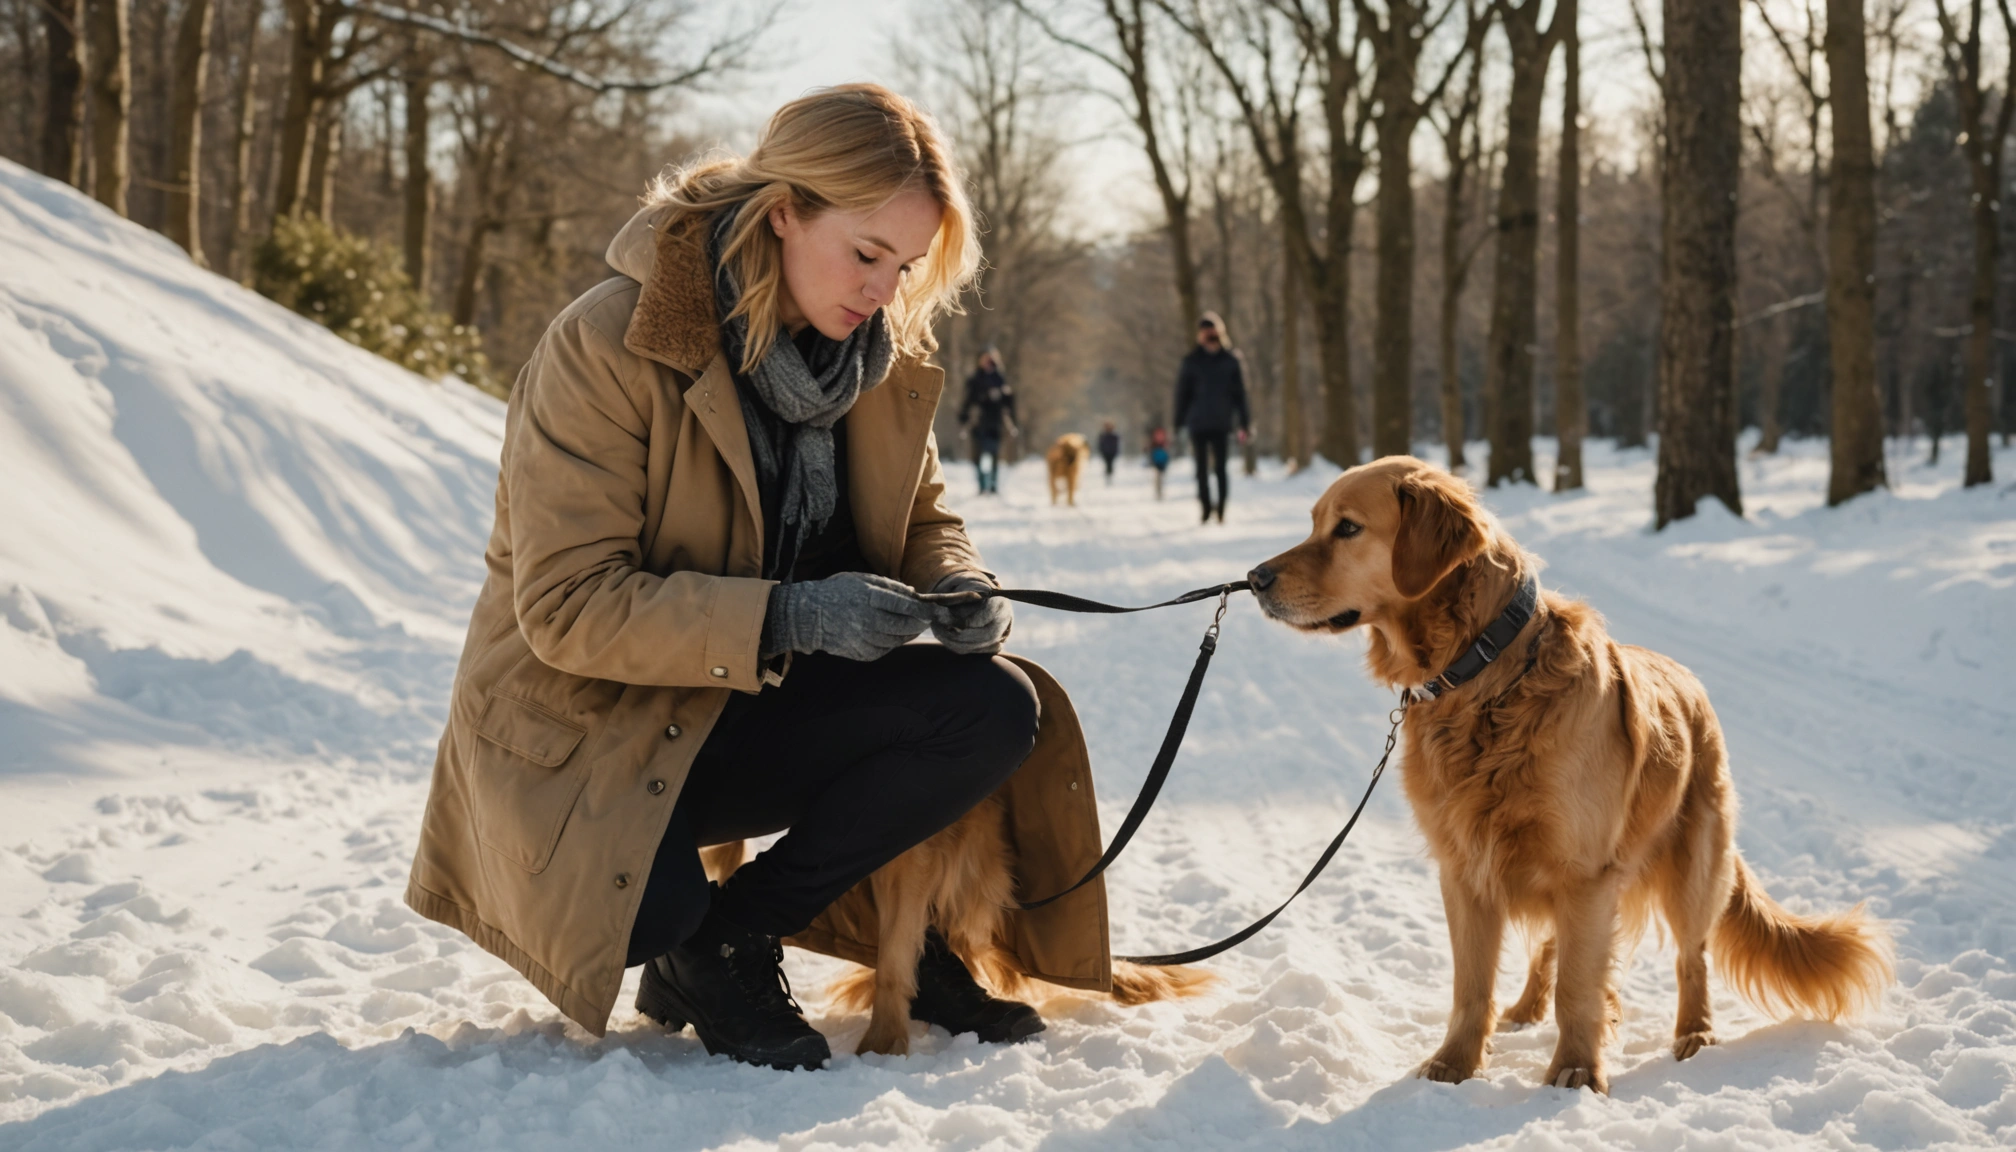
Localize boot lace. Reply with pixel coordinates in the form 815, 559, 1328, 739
722, 935, 807, 1019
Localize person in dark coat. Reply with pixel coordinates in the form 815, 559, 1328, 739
1096, 422, 1121, 484
959, 349, 1016, 493
1173, 312, 1250, 523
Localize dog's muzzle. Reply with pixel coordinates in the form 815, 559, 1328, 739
1326, 609, 1362, 629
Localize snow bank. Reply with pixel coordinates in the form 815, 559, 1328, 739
2, 160, 2013, 1148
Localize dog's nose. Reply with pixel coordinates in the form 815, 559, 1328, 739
1248, 564, 1276, 591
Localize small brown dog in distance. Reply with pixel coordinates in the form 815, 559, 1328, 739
1046, 434, 1091, 506
703, 800, 1209, 1056
1248, 456, 1891, 1093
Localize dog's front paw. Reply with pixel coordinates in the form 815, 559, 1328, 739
1416, 1053, 1482, 1084
1543, 1063, 1609, 1094
1672, 1030, 1716, 1061
857, 1015, 912, 1056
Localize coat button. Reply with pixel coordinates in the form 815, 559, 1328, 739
710, 666, 728, 678
908, 389, 919, 399
647, 779, 666, 795
1069, 780, 1079, 790
614, 873, 631, 889
665, 724, 682, 739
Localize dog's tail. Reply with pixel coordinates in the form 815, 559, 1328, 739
1108, 960, 1215, 1005
1710, 856, 1891, 1021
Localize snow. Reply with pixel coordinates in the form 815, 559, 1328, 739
2, 157, 2013, 1149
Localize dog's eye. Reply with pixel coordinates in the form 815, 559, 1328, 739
1332, 518, 1362, 540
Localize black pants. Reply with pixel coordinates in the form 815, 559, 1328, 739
624, 645, 1041, 966
1192, 429, 1231, 515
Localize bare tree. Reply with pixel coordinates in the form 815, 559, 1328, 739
1361, 0, 1486, 458
1166, 0, 1375, 467
224, 0, 263, 280
1481, 0, 1559, 486
1430, 18, 1486, 471
1747, 0, 1827, 454
40, 0, 84, 184
1822, 0, 1886, 502
165, 0, 215, 259
1656, 0, 1743, 525
1933, 0, 2013, 486
85, 0, 128, 213
1553, 0, 1583, 489
1016, 0, 1204, 349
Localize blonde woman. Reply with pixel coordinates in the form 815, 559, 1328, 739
405, 86, 1112, 1070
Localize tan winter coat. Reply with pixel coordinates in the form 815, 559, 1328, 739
404, 205, 1113, 1035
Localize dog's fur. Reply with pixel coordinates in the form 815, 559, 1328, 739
703, 798, 1210, 1056
1250, 456, 1892, 1093
1046, 434, 1091, 506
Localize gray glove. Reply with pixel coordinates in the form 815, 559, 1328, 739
930, 572, 1013, 656
761, 572, 936, 662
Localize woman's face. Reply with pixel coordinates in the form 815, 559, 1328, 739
769, 187, 941, 340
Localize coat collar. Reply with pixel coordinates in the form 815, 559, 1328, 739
616, 207, 723, 374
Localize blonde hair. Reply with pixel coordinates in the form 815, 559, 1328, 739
646, 84, 978, 373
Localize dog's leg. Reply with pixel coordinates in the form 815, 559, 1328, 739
1544, 876, 1620, 1093
1661, 807, 1730, 1060
859, 858, 933, 1056
1419, 871, 1504, 1084
1499, 934, 1556, 1029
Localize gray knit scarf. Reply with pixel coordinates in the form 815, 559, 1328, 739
709, 206, 892, 572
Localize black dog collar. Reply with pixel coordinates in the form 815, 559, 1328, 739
1414, 573, 1541, 701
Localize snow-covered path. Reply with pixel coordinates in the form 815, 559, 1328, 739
6, 441, 2013, 1150
3, 160, 2014, 1150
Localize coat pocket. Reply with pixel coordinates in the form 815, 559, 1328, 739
470, 692, 591, 874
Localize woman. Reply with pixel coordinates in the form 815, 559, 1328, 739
404, 86, 1114, 1071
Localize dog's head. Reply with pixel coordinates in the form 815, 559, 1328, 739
1248, 456, 1488, 633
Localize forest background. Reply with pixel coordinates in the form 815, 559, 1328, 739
0, 0, 2008, 523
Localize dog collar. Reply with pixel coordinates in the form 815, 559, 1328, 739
1413, 573, 1541, 701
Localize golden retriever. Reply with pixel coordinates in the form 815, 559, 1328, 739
704, 797, 1208, 1056
1047, 434, 1091, 506
1248, 456, 1891, 1093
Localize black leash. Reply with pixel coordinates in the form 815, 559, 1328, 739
925, 581, 1250, 913
935, 570, 1544, 970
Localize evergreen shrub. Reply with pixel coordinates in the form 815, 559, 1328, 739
254, 216, 502, 396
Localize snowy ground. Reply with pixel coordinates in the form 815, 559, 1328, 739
3, 158, 2015, 1149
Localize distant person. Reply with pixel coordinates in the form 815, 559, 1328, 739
1096, 422, 1121, 484
1173, 311, 1250, 523
1148, 425, 1171, 501
959, 349, 1016, 494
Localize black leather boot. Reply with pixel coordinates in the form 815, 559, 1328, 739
910, 928, 1045, 1044
636, 908, 831, 1071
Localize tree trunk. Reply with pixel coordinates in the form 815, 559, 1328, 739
1754, 316, 1789, 452
1655, 0, 1743, 527
226, 0, 262, 283
1317, 263, 1358, 468
165, 0, 214, 262
1823, 0, 1886, 503
452, 219, 497, 327
1371, 25, 1425, 459
84, 0, 129, 215
305, 105, 340, 221
1553, 0, 1583, 491
1484, 0, 1554, 486
402, 68, 432, 291
40, 0, 85, 186
273, 0, 326, 220
1961, 159, 1999, 486
1281, 211, 1308, 472
1438, 189, 1466, 472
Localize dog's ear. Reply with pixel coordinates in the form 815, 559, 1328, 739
1390, 469, 1488, 599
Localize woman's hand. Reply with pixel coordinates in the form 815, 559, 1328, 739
929, 572, 1013, 656
762, 573, 937, 662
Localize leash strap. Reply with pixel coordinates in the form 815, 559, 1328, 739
1116, 700, 1404, 966
919, 580, 1252, 615
1012, 585, 1243, 911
